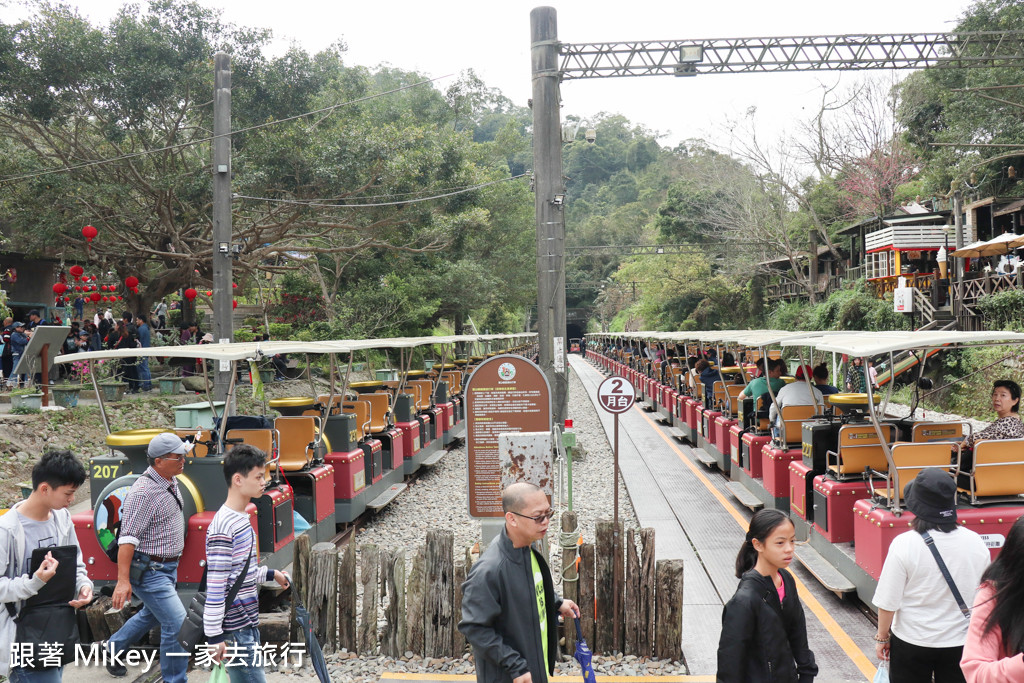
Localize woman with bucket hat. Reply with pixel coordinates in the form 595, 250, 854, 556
872, 469, 990, 682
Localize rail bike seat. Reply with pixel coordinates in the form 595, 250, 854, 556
363, 393, 391, 433
409, 379, 434, 410
274, 416, 320, 471
958, 438, 1024, 504
441, 371, 463, 396
775, 405, 817, 448
225, 428, 281, 480
342, 400, 372, 440
911, 421, 968, 443
871, 441, 956, 507
826, 423, 896, 479
174, 429, 216, 457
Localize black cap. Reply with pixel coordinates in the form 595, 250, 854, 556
903, 468, 957, 525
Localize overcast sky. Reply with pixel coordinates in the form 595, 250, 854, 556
2, 0, 976, 149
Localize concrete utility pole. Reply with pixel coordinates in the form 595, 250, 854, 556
531, 6, 568, 425
212, 51, 233, 403
954, 189, 965, 284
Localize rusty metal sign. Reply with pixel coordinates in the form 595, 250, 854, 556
498, 432, 553, 494
465, 355, 552, 518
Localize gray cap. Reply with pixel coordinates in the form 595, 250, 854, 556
147, 433, 191, 459
12, 322, 24, 328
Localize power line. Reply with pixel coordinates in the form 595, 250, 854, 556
234, 174, 528, 209
0, 74, 452, 186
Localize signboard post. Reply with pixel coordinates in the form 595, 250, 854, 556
465, 354, 552, 544
12, 326, 71, 408
596, 375, 635, 653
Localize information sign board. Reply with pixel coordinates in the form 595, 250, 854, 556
466, 355, 551, 518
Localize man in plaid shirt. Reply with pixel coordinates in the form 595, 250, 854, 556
105, 433, 190, 683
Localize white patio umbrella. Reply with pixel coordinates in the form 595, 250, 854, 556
950, 232, 1024, 258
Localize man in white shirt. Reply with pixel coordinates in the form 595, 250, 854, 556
768, 365, 823, 438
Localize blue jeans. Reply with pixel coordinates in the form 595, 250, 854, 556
225, 626, 267, 683
8, 666, 63, 683
138, 358, 152, 391
108, 557, 187, 683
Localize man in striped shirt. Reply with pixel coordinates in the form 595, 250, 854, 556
205, 445, 289, 683
106, 433, 190, 682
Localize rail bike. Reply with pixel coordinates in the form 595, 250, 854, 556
53, 333, 536, 592
586, 328, 1024, 607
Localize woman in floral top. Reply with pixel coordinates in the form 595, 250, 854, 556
966, 380, 1023, 449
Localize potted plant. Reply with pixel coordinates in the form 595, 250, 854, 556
159, 368, 184, 395
10, 386, 44, 411
50, 380, 83, 408
89, 359, 128, 401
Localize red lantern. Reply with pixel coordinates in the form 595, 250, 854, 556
69, 265, 84, 280
205, 290, 213, 297
101, 296, 108, 302
74, 286, 81, 292
232, 300, 238, 309
89, 292, 101, 302
82, 225, 98, 242
184, 288, 198, 301
232, 283, 238, 289
52, 283, 67, 295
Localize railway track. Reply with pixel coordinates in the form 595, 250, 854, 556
328, 437, 465, 549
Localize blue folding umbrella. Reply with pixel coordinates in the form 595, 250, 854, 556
573, 617, 597, 683
294, 602, 330, 683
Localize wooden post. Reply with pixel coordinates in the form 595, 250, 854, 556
639, 528, 656, 657
624, 528, 641, 655
85, 596, 113, 642
424, 529, 454, 658
290, 532, 311, 642
380, 548, 407, 657
308, 542, 338, 653
560, 510, 579, 656
337, 543, 357, 652
596, 520, 623, 654
654, 559, 684, 661
358, 544, 380, 654
453, 559, 467, 656
407, 546, 425, 655
578, 542, 596, 650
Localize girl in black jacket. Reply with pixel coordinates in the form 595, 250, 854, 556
717, 509, 817, 683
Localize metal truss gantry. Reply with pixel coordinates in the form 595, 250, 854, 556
559, 32, 1024, 79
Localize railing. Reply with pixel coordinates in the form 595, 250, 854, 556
912, 286, 936, 325
764, 275, 844, 301
952, 272, 1024, 330
869, 272, 935, 297
864, 225, 971, 251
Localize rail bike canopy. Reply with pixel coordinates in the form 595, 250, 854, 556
53, 333, 537, 366
781, 330, 1024, 358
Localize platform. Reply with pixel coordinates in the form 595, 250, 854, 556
571, 355, 878, 682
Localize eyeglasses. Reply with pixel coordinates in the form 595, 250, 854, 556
161, 453, 187, 461
509, 509, 556, 524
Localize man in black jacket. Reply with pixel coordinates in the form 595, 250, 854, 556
459, 482, 580, 683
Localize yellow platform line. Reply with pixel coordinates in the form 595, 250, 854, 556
380, 675, 714, 682
635, 408, 875, 681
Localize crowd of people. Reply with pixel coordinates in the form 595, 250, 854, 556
0, 299, 217, 390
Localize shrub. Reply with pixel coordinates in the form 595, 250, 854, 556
267, 323, 292, 339
974, 290, 1024, 331
234, 329, 255, 343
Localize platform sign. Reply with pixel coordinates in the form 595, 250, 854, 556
465, 355, 552, 518
598, 377, 635, 414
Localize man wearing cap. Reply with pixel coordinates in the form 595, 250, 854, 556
768, 364, 823, 440
105, 433, 190, 682
8, 322, 29, 389
872, 469, 989, 683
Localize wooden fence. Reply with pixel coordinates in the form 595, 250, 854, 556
291, 515, 684, 659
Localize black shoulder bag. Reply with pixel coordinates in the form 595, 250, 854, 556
176, 539, 253, 652
921, 531, 972, 619
6, 545, 82, 668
